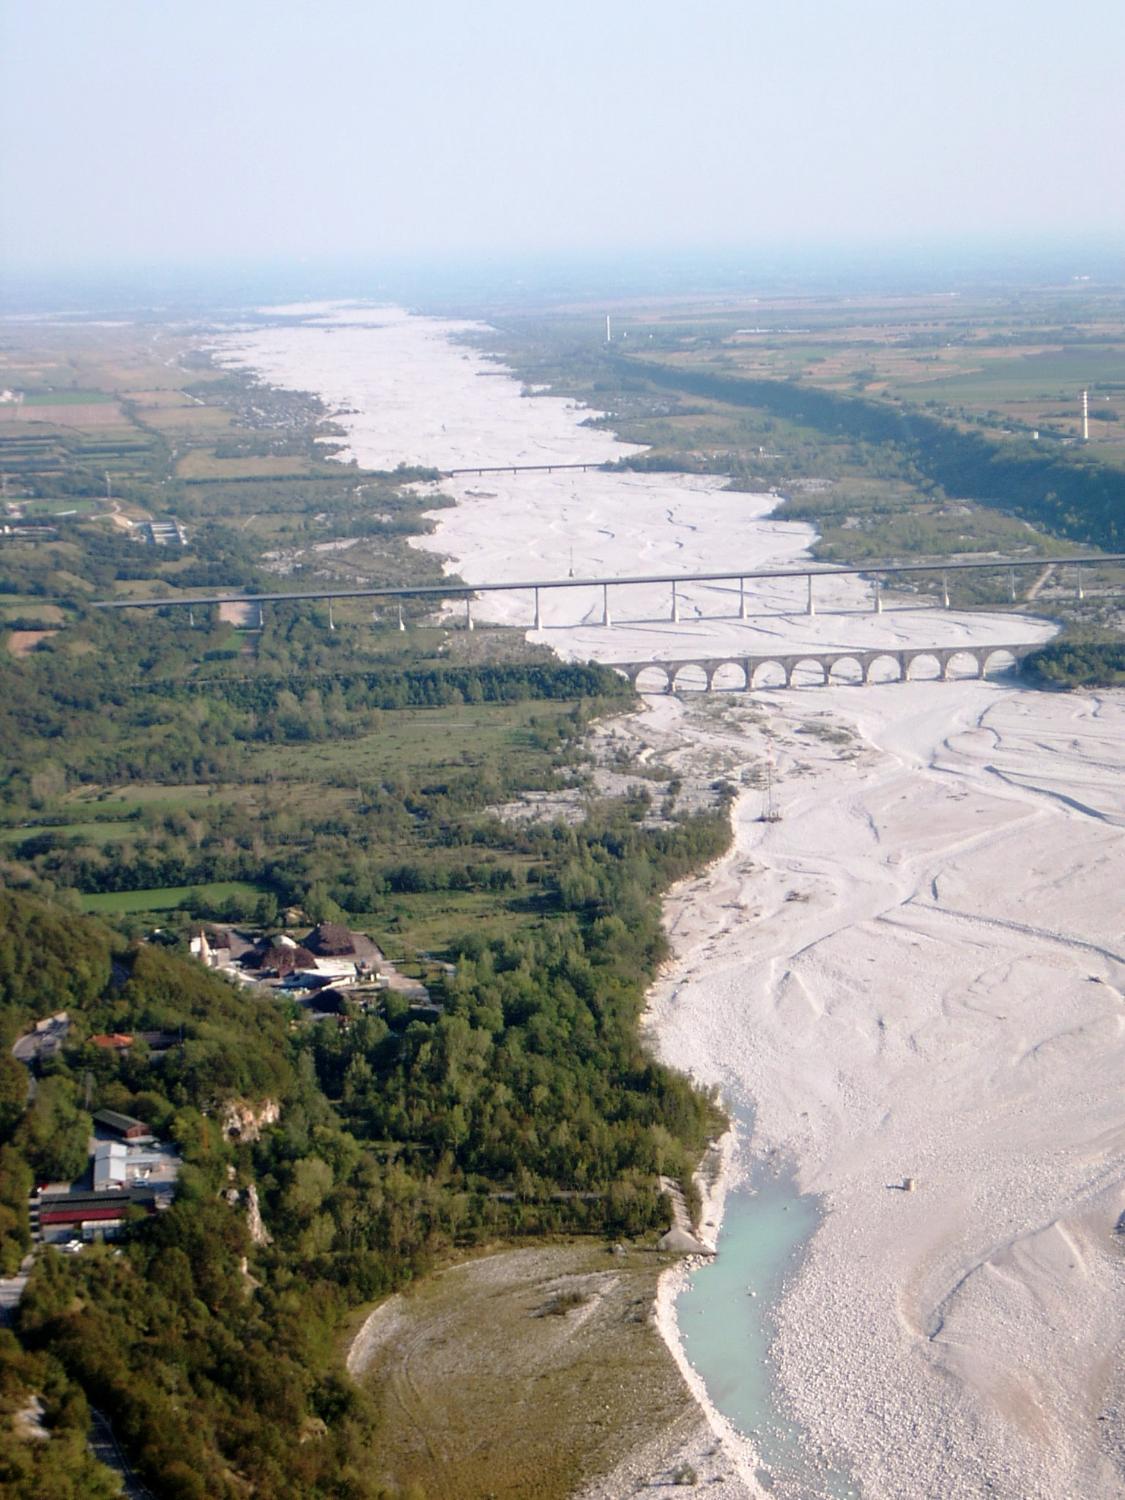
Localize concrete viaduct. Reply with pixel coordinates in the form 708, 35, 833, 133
611, 641, 1039, 692
90, 554, 1123, 625
83, 551, 1080, 694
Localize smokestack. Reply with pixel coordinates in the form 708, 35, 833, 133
605, 315, 612, 344
1082, 389, 1089, 441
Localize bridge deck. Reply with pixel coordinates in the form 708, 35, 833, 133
441, 462, 604, 476
89, 553, 1123, 611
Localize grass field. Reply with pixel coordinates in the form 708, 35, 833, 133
81, 880, 266, 915
11, 389, 116, 405
176, 450, 334, 480
18, 497, 102, 516
0, 819, 139, 847
245, 702, 562, 784
350, 1242, 694, 1500
372, 879, 544, 957
0, 602, 67, 622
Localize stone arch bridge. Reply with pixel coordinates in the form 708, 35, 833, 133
612, 642, 1038, 692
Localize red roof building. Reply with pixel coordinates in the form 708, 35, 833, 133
90, 1033, 134, 1051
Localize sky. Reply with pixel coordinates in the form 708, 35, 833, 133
1, 0, 1123, 278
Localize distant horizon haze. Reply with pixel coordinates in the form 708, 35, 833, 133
2, 0, 1123, 283
3, 234, 1125, 317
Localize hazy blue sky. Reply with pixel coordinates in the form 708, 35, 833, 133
2, 0, 1122, 274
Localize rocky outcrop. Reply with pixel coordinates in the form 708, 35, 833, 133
245, 1183, 271, 1247
219, 1098, 280, 1142
222, 1181, 273, 1247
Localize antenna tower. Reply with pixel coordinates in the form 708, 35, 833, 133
759, 747, 781, 823
1081, 389, 1089, 442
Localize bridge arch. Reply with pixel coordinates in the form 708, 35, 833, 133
982, 647, 1018, 678
671, 663, 709, 693
633, 664, 672, 694
943, 649, 983, 680
750, 659, 787, 689
904, 651, 941, 682
826, 654, 863, 685
710, 661, 747, 692
865, 653, 903, 684
790, 657, 829, 687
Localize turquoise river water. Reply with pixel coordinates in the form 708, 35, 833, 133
675, 1146, 860, 1498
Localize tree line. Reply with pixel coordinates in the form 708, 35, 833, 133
624, 358, 1124, 552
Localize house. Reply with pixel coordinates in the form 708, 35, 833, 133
190, 926, 263, 973
117, 1143, 180, 1190
303, 922, 383, 967
88, 1033, 177, 1059
302, 921, 357, 957
34, 1135, 181, 1243
90, 1033, 133, 1052
254, 937, 319, 978
92, 1108, 150, 1140
186, 921, 431, 1006
92, 1141, 128, 1192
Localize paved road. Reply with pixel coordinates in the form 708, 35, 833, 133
89, 1407, 156, 1499
0, 1254, 33, 1327
12, 1013, 69, 1065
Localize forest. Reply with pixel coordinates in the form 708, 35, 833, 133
2, 773, 726, 1496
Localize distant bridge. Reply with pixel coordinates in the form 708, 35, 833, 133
612, 642, 1040, 692
89, 552, 1121, 626
441, 461, 606, 477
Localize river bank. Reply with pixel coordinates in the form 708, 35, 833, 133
218, 303, 1124, 1499
638, 683, 1125, 1498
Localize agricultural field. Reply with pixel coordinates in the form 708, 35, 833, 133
0, 315, 461, 691
603, 287, 1125, 461
493, 284, 1125, 462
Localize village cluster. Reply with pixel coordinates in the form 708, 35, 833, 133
189, 919, 437, 1014
10, 921, 438, 1255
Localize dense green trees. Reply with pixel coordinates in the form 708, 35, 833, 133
0, 1331, 121, 1499
1023, 635, 1125, 687
300, 804, 727, 1227
13, 1079, 90, 1185
0, 891, 113, 1019
1, 771, 729, 1497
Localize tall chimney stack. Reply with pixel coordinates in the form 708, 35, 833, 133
1082, 389, 1089, 441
